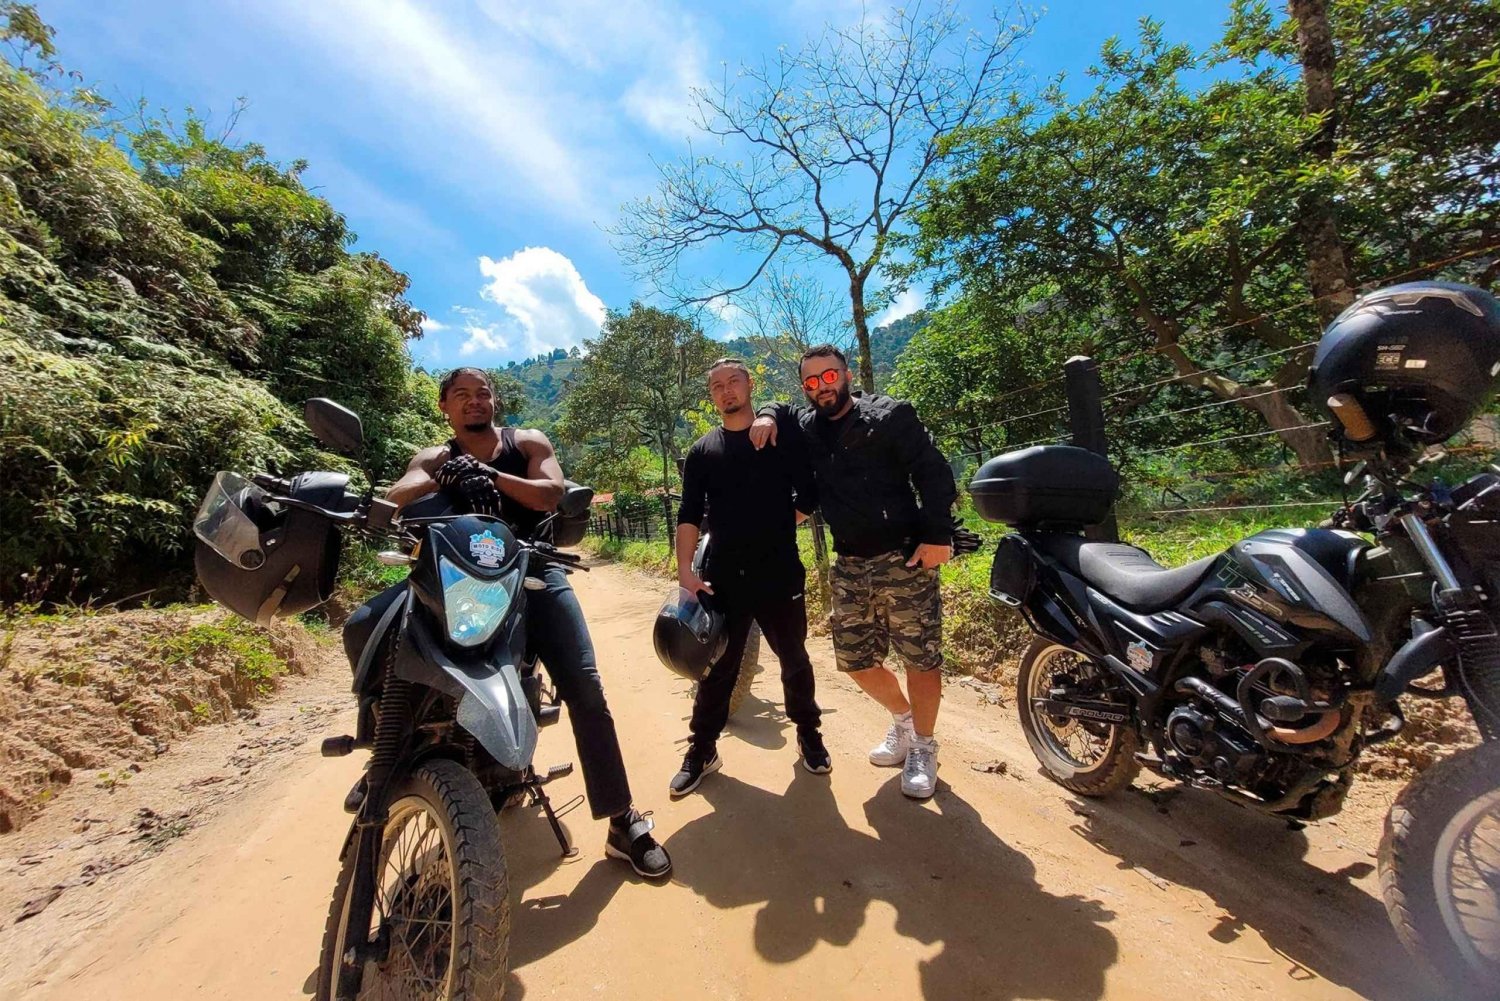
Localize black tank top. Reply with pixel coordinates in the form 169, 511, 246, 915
447, 427, 550, 540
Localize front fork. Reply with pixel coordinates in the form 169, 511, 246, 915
1401, 514, 1500, 740
334, 674, 413, 1000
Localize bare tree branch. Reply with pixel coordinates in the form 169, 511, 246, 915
615, 0, 1036, 392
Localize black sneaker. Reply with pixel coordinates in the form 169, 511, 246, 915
798, 731, 832, 774
669, 747, 721, 798
605, 808, 672, 880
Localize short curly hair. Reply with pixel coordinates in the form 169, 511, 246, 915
438, 366, 493, 402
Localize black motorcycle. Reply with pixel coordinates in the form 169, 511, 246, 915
193, 399, 592, 1001
971, 287, 1500, 997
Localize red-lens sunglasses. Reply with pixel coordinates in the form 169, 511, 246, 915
802, 368, 841, 392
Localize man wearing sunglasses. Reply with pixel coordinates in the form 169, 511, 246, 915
751, 345, 957, 800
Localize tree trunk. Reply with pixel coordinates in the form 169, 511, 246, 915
1239, 384, 1332, 468
848, 273, 875, 394
1123, 279, 1332, 469
1289, 0, 1356, 327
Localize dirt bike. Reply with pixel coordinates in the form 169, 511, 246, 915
195, 400, 591, 1000
973, 439, 1500, 998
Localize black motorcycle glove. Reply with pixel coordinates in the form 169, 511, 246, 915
435, 453, 494, 491
457, 472, 504, 517
952, 526, 983, 556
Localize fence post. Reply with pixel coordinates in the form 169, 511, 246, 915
1064, 355, 1119, 542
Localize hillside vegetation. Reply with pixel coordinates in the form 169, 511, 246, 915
0, 9, 443, 603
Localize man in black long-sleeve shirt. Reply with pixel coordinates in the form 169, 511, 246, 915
670, 358, 829, 797
751, 344, 957, 800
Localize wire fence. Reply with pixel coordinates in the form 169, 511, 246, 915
925, 244, 1500, 529
587, 510, 677, 543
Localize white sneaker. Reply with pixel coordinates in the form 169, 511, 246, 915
869, 717, 915, 767
901, 738, 938, 799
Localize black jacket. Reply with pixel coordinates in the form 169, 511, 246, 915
759, 395, 957, 558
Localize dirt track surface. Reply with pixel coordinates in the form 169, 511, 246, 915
0, 563, 1441, 1000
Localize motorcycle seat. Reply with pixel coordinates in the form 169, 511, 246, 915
1033, 534, 1219, 612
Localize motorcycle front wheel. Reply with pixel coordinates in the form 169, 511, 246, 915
315, 758, 510, 1001
1380, 738, 1500, 1000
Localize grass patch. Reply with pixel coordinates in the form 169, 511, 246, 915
580, 506, 1295, 678
148, 615, 288, 694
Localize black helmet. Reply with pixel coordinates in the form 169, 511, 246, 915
652, 587, 726, 683
1309, 280, 1500, 451
193, 471, 348, 625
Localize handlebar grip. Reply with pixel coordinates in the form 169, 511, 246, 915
1327, 393, 1378, 443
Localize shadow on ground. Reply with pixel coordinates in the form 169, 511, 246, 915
665, 769, 1117, 1000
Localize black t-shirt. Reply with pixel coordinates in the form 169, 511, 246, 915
676, 418, 817, 597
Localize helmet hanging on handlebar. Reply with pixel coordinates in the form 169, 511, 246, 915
1309, 280, 1500, 454
193, 470, 352, 624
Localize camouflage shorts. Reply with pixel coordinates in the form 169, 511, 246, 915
829, 551, 943, 673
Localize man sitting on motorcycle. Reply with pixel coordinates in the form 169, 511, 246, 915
375, 365, 672, 880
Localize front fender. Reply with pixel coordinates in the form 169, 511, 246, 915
395, 612, 538, 770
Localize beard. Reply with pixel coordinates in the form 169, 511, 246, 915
463, 421, 492, 432
719, 401, 744, 415
812, 385, 852, 418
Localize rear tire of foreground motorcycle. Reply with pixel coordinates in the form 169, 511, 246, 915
1379, 739, 1500, 1001
315, 758, 510, 1001
1016, 637, 1141, 797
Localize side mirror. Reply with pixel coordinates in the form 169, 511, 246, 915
304, 398, 365, 456
558, 481, 594, 519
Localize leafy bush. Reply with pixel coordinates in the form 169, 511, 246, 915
0, 330, 323, 601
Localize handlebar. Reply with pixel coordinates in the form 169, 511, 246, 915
265, 492, 588, 572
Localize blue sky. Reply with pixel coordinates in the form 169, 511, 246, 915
39, 1, 1230, 367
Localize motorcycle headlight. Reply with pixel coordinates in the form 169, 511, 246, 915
439, 557, 521, 647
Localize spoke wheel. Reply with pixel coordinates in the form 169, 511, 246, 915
316, 759, 508, 1001
1382, 738, 1500, 1000
1015, 638, 1139, 796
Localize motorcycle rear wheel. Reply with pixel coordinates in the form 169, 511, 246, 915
1380, 738, 1500, 1000
315, 758, 509, 1001
1016, 638, 1140, 796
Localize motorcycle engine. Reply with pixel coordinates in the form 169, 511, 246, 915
1165, 704, 1258, 785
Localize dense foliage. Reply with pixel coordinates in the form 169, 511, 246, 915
898, 0, 1499, 486
0, 8, 441, 601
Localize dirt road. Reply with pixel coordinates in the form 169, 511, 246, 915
0, 563, 1437, 1000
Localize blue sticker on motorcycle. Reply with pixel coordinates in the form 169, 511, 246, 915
470, 530, 506, 568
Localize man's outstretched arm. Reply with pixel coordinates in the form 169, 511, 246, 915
386, 445, 448, 509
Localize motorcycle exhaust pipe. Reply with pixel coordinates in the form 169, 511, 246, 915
1174, 676, 1340, 747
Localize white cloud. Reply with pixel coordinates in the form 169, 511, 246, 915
478, 247, 607, 356
421, 317, 449, 334
873, 286, 925, 329
268, 0, 603, 221
490, 0, 708, 139
460, 323, 510, 356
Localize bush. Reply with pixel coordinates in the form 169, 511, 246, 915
0, 330, 324, 602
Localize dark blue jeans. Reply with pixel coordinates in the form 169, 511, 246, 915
343, 565, 633, 819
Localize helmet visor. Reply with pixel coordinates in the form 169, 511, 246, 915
194, 471, 270, 570
663, 586, 716, 644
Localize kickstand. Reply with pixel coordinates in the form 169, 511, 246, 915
530, 782, 578, 858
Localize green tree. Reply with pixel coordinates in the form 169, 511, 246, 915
556, 304, 716, 495
909, 3, 1499, 468
0, 9, 439, 599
